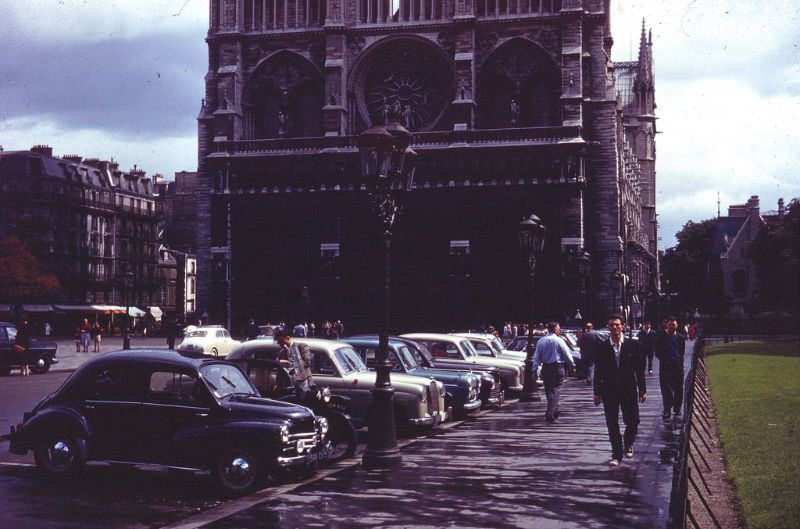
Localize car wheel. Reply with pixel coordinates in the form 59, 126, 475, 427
30, 357, 51, 375
323, 415, 358, 464
34, 433, 86, 478
211, 347, 219, 357
215, 447, 260, 495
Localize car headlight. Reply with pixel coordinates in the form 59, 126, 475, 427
280, 423, 290, 444
316, 416, 329, 437
316, 387, 331, 403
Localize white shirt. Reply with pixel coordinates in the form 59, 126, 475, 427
611, 333, 625, 367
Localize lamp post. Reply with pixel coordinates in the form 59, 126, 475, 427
359, 121, 417, 469
610, 269, 622, 315
518, 214, 546, 402
576, 250, 591, 322
122, 270, 134, 350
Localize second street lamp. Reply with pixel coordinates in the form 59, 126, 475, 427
576, 250, 591, 322
359, 121, 416, 469
518, 214, 546, 402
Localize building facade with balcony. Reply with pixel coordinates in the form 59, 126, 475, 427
0, 145, 160, 308
196, 0, 659, 330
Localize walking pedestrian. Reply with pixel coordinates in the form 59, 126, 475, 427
44, 322, 52, 337
165, 318, 178, 350
593, 314, 647, 467
79, 318, 91, 352
91, 321, 102, 352
637, 321, 658, 374
74, 326, 81, 352
274, 329, 313, 394
532, 322, 576, 424
576, 322, 600, 385
654, 316, 686, 419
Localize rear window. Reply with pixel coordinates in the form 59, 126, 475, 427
186, 330, 207, 338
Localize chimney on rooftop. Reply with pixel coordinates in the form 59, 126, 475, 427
778, 198, 785, 219
30, 145, 53, 157
62, 155, 83, 164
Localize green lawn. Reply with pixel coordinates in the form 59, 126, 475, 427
706, 342, 800, 529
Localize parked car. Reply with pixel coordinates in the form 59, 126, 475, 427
401, 333, 525, 395
505, 334, 543, 352
177, 325, 241, 357
343, 336, 482, 419
3, 349, 328, 495
453, 333, 527, 363
226, 347, 358, 463
226, 338, 447, 433
0, 322, 58, 375
392, 337, 504, 408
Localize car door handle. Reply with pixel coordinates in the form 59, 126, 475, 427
84, 404, 96, 409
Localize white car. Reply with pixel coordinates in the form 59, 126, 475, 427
452, 333, 528, 363
177, 325, 241, 357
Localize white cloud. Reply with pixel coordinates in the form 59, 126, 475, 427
0, 117, 198, 179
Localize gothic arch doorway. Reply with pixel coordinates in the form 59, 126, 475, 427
477, 39, 561, 129
245, 51, 323, 139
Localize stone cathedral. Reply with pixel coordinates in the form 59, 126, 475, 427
196, 0, 659, 331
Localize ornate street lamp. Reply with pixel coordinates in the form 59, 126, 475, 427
122, 270, 134, 350
518, 214, 546, 402
610, 269, 623, 316
576, 250, 591, 322
359, 121, 416, 469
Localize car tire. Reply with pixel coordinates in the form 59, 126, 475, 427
34, 433, 86, 478
30, 357, 51, 375
324, 415, 358, 464
211, 347, 219, 357
214, 447, 260, 496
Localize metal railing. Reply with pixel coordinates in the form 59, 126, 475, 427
667, 336, 724, 529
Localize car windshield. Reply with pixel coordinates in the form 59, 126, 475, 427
334, 346, 368, 375
186, 330, 207, 338
396, 346, 419, 369
460, 340, 478, 358
200, 363, 257, 399
507, 338, 527, 351
407, 342, 433, 365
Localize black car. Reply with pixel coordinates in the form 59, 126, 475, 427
392, 337, 504, 408
4, 349, 328, 495
343, 336, 483, 418
0, 322, 58, 375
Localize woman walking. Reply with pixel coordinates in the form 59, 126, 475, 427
92, 322, 103, 352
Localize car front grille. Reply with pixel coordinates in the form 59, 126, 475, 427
426, 381, 441, 416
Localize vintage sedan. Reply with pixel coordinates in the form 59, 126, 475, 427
227, 338, 447, 432
177, 325, 240, 357
4, 350, 328, 495
0, 322, 58, 375
393, 337, 504, 408
343, 336, 482, 418
401, 333, 525, 395
453, 333, 528, 363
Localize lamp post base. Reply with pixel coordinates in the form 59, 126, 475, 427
362, 385, 401, 469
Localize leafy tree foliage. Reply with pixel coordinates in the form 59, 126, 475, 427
660, 218, 725, 315
749, 199, 800, 314
0, 236, 60, 303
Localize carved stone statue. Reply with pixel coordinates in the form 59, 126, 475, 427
510, 99, 520, 126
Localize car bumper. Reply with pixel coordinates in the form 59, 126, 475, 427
277, 447, 327, 467
409, 409, 446, 426
506, 383, 524, 392
461, 399, 482, 413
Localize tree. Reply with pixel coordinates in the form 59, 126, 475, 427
0, 236, 60, 304
660, 218, 724, 316
749, 199, 800, 314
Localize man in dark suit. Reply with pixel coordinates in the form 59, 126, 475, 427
637, 321, 658, 374
593, 314, 647, 467
654, 316, 686, 419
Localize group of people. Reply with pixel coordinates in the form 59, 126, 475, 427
532, 314, 687, 467
74, 318, 103, 353
243, 319, 346, 342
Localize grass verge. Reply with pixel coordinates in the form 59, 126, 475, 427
706, 341, 800, 529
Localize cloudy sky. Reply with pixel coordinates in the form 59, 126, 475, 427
1, 0, 798, 248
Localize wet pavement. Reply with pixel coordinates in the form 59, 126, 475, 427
165, 344, 694, 529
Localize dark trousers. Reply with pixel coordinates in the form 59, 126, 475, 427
646, 350, 654, 372
659, 365, 684, 414
602, 390, 640, 460
541, 364, 565, 421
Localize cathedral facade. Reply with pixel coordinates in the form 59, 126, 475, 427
196, 0, 659, 331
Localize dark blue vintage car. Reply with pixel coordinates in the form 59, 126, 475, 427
0, 322, 58, 375
343, 336, 482, 418
4, 350, 328, 495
